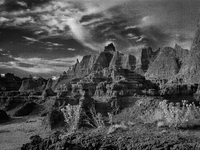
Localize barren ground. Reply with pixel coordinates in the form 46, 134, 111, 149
0, 116, 51, 150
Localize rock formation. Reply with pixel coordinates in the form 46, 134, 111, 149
173, 19, 200, 83
50, 43, 137, 91
0, 73, 22, 91
109, 51, 136, 70
140, 47, 160, 72
19, 76, 47, 92
145, 46, 188, 80
104, 43, 116, 52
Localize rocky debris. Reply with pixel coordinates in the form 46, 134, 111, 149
19, 76, 47, 92
0, 73, 22, 91
145, 46, 188, 80
21, 127, 200, 150
140, 47, 160, 72
14, 102, 36, 116
21, 132, 62, 150
0, 109, 9, 123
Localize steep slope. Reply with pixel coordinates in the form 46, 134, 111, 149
145, 46, 188, 80
178, 20, 200, 83
109, 51, 136, 70
140, 47, 160, 72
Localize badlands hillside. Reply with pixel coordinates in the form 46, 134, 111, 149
1, 15, 200, 150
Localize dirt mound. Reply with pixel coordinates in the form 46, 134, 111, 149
21, 128, 200, 150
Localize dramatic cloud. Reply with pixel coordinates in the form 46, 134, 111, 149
0, 0, 199, 77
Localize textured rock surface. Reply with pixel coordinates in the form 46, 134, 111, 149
109, 51, 136, 70
140, 47, 160, 72
175, 20, 200, 83
145, 47, 188, 80
19, 77, 47, 92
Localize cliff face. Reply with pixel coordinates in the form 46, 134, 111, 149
178, 20, 200, 83
109, 52, 136, 70
66, 43, 137, 79
140, 47, 160, 72
145, 46, 189, 80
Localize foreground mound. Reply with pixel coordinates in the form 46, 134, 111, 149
21, 124, 200, 150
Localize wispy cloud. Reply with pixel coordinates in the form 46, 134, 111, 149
0, 55, 83, 74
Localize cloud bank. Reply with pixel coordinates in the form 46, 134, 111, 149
0, 0, 199, 77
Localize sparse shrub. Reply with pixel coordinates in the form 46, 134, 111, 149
61, 104, 81, 131
61, 104, 105, 130
82, 106, 105, 128
140, 100, 200, 128
108, 112, 113, 125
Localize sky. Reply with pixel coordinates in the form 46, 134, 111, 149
0, 0, 199, 78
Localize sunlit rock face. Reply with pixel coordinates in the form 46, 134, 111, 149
145, 45, 189, 81
178, 18, 200, 84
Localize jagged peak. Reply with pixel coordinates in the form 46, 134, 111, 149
104, 43, 116, 52
76, 59, 79, 64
